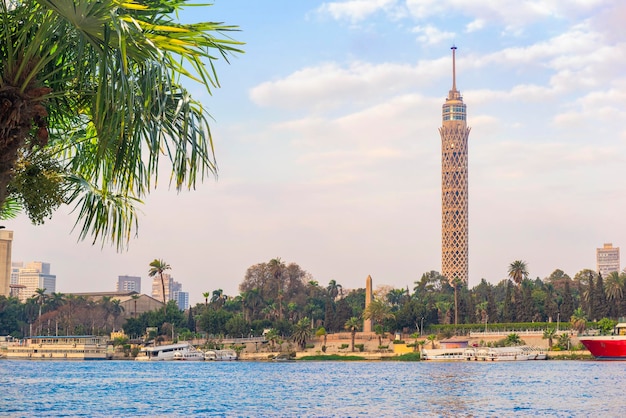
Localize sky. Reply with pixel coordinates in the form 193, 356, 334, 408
7, 0, 626, 304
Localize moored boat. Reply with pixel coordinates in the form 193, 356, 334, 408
135, 343, 203, 361
579, 322, 626, 360
421, 348, 466, 361
5, 335, 111, 360
204, 349, 238, 361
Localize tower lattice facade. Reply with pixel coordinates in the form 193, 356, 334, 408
439, 46, 470, 284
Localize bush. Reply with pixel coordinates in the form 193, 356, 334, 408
321, 345, 327, 353
393, 340, 405, 344
355, 344, 364, 352
305, 343, 315, 349
339, 343, 349, 349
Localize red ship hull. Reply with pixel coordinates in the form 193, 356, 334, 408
579, 336, 626, 360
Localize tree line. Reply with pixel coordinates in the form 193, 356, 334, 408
2, 259, 624, 343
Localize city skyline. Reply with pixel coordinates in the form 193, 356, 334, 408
4, 1, 626, 304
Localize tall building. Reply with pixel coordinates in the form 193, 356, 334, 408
439, 46, 471, 284
173, 291, 189, 311
0, 229, 13, 297
597, 243, 620, 278
15, 261, 56, 302
116, 275, 141, 293
151, 274, 183, 304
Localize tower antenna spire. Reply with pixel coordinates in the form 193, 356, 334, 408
451, 45, 457, 92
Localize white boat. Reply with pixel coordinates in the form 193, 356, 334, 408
475, 347, 529, 361
135, 343, 203, 361
5, 336, 110, 360
204, 349, 238, 361
421, 348, 466, 361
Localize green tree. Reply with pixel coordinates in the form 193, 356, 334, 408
427, 334, 437, 349
292, 317, 312, 350
508, 260, 529, 286
363, 299, 394, 328
605, 271, 624, 318
203, 292, 210, 309
570, 307, 587, 334
148, 259, 171, 306
542, 327, 557, 350
0, 0, 243, 247
344, 317, 361, 352
315, 326, 327, 347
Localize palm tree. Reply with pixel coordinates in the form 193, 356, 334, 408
265, 329, 280, 351
508, 260, 529, 286
570, 308, 587, 334
0, 0, 243, 247
110, 299, 124, 331
374, 324, 386, 347
344, 317, 361, 352
327, 280, 342, 300
34, 288, 47, 326
427, 334, 437, 349
148, 259, 171, 306
363, 299, 394, 328
605, 271, 624, 317
292, 317, 312, 350
434, 301, 452, 325
315, 327, 328, 348
543, 327, 557, 350
203, 292, 210, 308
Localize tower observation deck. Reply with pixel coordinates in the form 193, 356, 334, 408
439, 46, 470, 284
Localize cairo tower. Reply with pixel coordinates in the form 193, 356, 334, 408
439, 46, 470, 284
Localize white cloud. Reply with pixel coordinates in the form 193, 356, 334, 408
249, 59, 448, 112
411, 24, 455, 45
316, 0, 400, 23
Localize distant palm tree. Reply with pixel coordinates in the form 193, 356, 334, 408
570, 308, 587, 334
605, 272, 624, 305
508, 260, 529, 286
34, 288, 47, 326
327, 280, 342, 300
110, 299, 124, 330
292, 317, 312, 350
148, 259, 171, 306
410, 332, 420, 352
543, 327, 557, 350
374, 324, 386, 347
268, 258, 286, 319
203, 292, 210, 308
315, 327, 328, 347
344, 317, 361, 352
363, 299, 394, 328
427, 334, 437, 349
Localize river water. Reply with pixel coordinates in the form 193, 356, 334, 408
1, 360, 624, 417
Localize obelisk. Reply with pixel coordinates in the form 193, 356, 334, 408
364, 275, 373, 332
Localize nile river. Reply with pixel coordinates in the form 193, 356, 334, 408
1, 360, 624, 417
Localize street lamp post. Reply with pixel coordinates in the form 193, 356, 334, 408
420, 317, 424, 336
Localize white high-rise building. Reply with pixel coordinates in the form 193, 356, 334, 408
16, 261, 56, 302
597, 243, 620, 278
